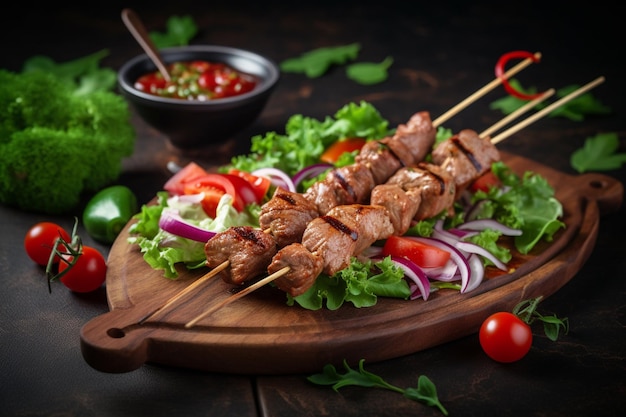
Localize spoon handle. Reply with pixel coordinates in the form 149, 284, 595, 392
121, 8, 171, 82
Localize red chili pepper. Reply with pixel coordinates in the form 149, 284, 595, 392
495, 51, 544, 100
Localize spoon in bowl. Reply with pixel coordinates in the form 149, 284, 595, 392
121, 8, 171, 82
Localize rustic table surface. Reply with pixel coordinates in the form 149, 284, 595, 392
1, 1, 624, 416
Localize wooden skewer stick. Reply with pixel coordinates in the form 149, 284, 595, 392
138, 260, 229, 324
433, 52, 541, 128
490, 76, 605, 145
185, 266, 291, 329
480, 88, 555, 139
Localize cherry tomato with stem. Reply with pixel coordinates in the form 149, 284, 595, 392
57, 245, 107, 293
24, 222, 71, 266
479, 311, 533, 363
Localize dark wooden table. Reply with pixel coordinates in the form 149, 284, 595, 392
1, 2, 624, 416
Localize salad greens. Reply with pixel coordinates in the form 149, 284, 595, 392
226, 101, 391, 176
308, 359, 448, 415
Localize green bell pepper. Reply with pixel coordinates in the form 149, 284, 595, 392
83, 185, 138, 244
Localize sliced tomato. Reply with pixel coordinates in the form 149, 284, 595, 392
382, 235, 451, 268
469, 171, 501, 193
320, 138, 367, 163
183, 173, 257, 217
228, 168, 271, 202
164, 162, 210, 195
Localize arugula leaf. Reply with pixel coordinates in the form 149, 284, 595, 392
346, 56, 393, 85
570, 132, 626, 173
280, 43, 361, 78
149, 15, 199, 48
308, 359, 449, 415
489, 78, 611, 121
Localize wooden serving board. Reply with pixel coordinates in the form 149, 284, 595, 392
80, 152, 623, 375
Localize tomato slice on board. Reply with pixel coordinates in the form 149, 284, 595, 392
164, 162, 210, 195
320, 138, 367, 163
469, 171, 501, 193
227, 169, 272, 202
382, 235, 451, 268
183, 173, 257, 218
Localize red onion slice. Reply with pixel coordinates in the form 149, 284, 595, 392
291, 163, 333, 188
457, 219, 522, 236
159, 209, 216, 242
455, 241, 508, 271
252, 168, 296, 192
464, 254, 485, 293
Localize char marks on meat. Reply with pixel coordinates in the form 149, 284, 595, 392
302, 204, 394, 276
304, 163, 375, 215
431, 129, 500, 193
267, 243, 324, 297
386, 162, 456, 220
259, 187, 319, 247
204, 226, 277, 285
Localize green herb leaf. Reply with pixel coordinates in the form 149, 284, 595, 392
280, 43, 361, 78
570, 133, 626, 173
346, 56, 393, 85
308, 360, 448, 415
149, 15, 199, 48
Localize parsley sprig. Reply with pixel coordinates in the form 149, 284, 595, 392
308, 359, 449, 415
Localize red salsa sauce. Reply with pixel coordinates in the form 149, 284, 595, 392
134, 60, 258, 100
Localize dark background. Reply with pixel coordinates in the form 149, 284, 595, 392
1, 1, 624, 416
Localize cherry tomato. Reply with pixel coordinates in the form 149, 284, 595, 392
164, 162, 210, 195
469, 171, 501, 193
58, 246, 107, 293
183, 173, 257, 218
320, 138, 367, 163
24, 222, 71, 266
227, 169, 272, 202
479, 311, 533, 363
382, 236, 451, 268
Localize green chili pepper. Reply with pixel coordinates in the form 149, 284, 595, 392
82, 185, 138, 244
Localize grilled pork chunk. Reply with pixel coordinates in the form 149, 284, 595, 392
370, 184, 422, 235
259, 187, 319, 248
204, 226, 277, 285
302, 204, 394, 276
431, 129, 500, 194
304, 163, 375, 216
267, 243, 324, 297
384, 111, 436, 166
386, 163, 456, 220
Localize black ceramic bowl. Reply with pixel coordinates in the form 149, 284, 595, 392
118, 45, 280, 149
